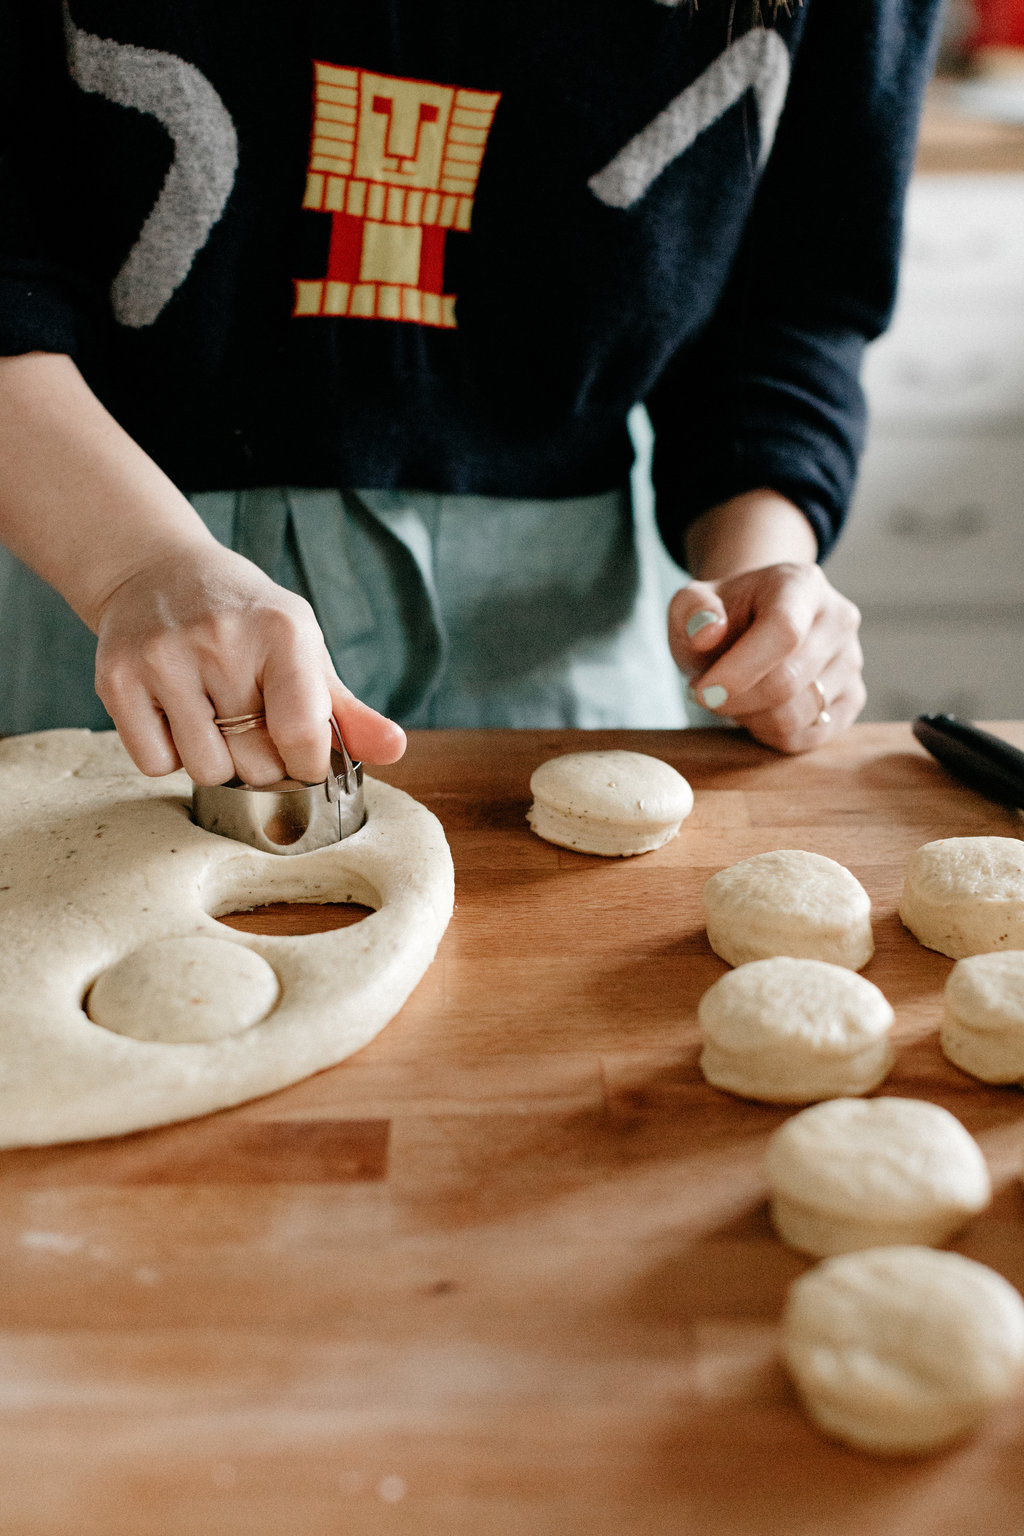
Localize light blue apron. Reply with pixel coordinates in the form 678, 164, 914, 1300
0, 483, 703, 734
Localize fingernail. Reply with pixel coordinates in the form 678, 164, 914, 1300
702, 684, 729, 709
686, 609, 721, 639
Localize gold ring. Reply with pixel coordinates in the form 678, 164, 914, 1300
811, 680, 832, 727
213, 710, 267, 737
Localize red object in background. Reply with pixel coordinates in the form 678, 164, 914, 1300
968, 0, 1024, 50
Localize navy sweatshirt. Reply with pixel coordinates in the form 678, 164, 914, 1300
0, 0, 942, 561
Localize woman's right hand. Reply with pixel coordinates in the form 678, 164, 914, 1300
93, 538, 406, 785
0, 353, 404, 786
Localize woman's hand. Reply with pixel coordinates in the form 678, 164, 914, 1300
94, 540, 406, 785
667, 490, 866, 754
669, 562, 865, 753
0, 354, 404, 785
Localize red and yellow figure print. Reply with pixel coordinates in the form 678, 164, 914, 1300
294, 64, 501, 328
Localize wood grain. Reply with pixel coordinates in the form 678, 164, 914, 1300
1, 723, 1024, 1535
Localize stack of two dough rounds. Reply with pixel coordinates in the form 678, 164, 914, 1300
783, 1246, 1024, 1455
698, 957, 894, 1103
527, 750, 693, 856
765, 1096, 992, 1257
942, 950, 1024, 1084
703, 849, 875, 970
900, 835, 1024, 958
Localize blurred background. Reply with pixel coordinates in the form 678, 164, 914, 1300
634, 0, 1024, 726
818, 0, 1024, 722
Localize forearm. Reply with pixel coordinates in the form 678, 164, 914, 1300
683, 489, 819, 580
0, 352, 218, 631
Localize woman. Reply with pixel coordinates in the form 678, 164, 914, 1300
0, 0, 943, 783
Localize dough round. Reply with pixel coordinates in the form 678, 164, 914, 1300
899, 836, 1024, 959
765, 1097, 991, 1257
941, 950, 1024, 1084
698, 956, 894, 1103
527, 750, 693, 856
783, 1246, 1024, 1455
87, 936, 280, 1043
703, 850, 873, 970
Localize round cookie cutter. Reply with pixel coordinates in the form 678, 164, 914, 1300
191, 717, 365, 855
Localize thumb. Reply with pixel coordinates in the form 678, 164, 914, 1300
329, 681, 407, 766
667, 582, 727, 673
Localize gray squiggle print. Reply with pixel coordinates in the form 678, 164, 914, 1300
64, 4, 238, 327
589, 29, 791, 209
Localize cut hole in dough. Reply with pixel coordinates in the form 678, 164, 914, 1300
217, 902, 375, 936
87, 936, 280, 1043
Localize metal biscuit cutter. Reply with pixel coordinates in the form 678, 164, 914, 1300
191, 717, 365, 855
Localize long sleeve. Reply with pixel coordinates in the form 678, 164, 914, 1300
0, 0, 950, 507
645, 0, 945, 564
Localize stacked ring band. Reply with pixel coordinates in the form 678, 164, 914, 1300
811, 680, 832, 728
213, 711, 267, 737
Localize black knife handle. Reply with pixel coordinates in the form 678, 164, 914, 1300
912, 714, 1024, 810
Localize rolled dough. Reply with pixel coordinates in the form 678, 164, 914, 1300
0, 730, 454, 1147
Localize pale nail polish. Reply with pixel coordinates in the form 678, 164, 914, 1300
686, 609, 721, 639
702, 684, 729, 710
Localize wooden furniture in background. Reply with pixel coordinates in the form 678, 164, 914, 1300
823, 89, 1024, 723
917, 85, 1024, 173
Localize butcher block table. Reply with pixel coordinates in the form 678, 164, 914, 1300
2, 721, 1024, 1536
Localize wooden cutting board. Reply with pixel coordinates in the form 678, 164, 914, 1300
1, 722, 1023, 1536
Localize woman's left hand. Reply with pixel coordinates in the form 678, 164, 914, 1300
668, 560, 866, 754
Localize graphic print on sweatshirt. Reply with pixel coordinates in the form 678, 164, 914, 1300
63, 5, 238, 329
293, 64, 501, 329
588, 28, 790, 208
